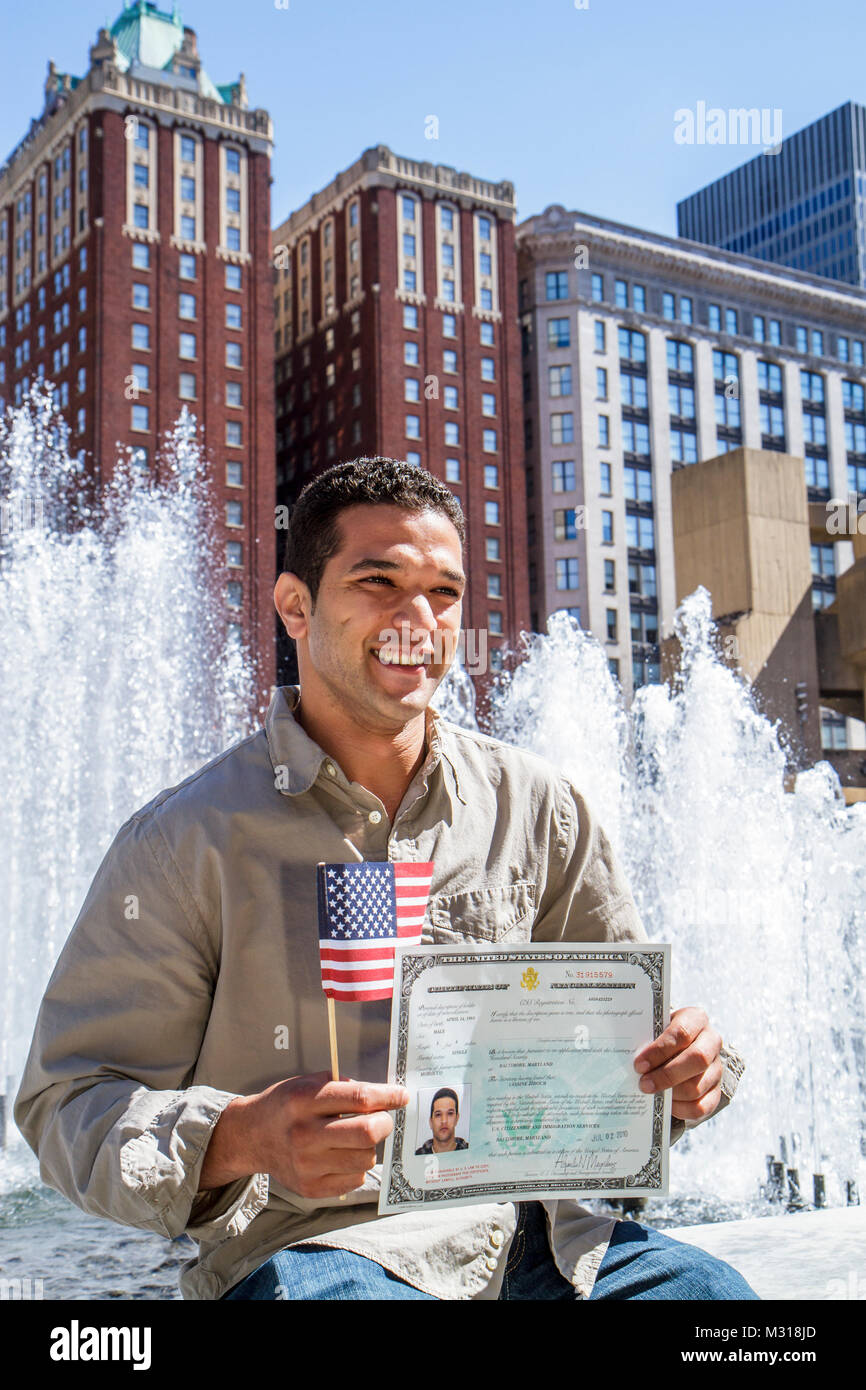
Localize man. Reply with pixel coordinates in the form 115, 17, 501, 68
15, 458, 756, 1301
415, 1089, 469, 1155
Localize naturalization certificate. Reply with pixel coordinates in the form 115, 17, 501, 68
378, 943, 671, 1214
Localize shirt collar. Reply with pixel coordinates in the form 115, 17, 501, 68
263, 685, 467, 805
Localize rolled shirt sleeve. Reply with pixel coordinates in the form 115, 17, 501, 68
13, 809, 269, 1242
532, 777, 745, 1144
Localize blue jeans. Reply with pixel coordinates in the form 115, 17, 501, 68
222, 1201, 760, 1301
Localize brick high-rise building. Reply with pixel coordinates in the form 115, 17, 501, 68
0, 2, 276, 696
271, 145, 530, 692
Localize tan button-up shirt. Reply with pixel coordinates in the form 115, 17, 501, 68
15, 685, 744, 1300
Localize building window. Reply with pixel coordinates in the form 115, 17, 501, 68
555, 557, 579, 590
633, 285, 646, 312
662, 292, 675, 321
484, 463, 499, 488
548, 317, 571, 349
820, 709, 847, 750
226, 342, 242, 368
554, 508, 578, 541
226, 541, 242, 567
666, 339, 693, 373
131, 404, 149, 431
598, 414, 609, 447
482, 392, 496, 416
226, 304, 242, 330
132, 283, 150, 310
226, 501, 242, 528
179, 372, 196, 400
545, 270, 569, 301
725, 308, 738, 335
602, 510, 614, 543
600, 461, 612, 494
483, 429, 497, 452
481, 356, 495, 381
179, 293, 196, 320
591, 273, 604, 302
614, 279, 628, 308
445, 421, 460, 446
132, 243, 150, 271
404, 305, 419, 330
443, 348, 458, 373
445, 457, 460, 483
444, 385, 459, 410
404, 341, 420, 366
179, 332, 196, 359
708, 304, 721, 331
485, 537, 500, 561
226, 382, 242, 407
551, 412, 574, 445
549, 364, 572, 397
606, 609, 617, 641
670, 428, 698, 464
485, 501, 500, 525
131, 363, 149, 392
405, 378, 420, 402
132, 323, 150, 350
626, 514, 655, 548
405, 414, 420, 438
552, 459, 576, 492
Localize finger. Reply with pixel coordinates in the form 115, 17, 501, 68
672, 1085, 722, 1123
670, 1057, 723, 1103
638, 1030, 722, 1093
305, 1171, 371, 1198
322, 1110, 397, 1148
310, 1080, 410, 1117
633, 1007, 708, 1074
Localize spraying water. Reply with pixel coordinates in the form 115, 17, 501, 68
0, 383, 256, 1134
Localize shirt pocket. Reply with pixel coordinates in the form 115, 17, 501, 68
425, 881, 535, 945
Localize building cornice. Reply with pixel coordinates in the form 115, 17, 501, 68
1, 60, 271, 199
273, 144, 516, 243
517, 207, 866, 325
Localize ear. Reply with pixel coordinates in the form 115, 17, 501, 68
274, 571, 312, 641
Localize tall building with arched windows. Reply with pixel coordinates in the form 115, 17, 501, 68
0, 2, 276, 697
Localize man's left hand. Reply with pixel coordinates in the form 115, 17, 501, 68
633, 1007, 723, 1122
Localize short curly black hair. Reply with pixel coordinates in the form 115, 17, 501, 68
282, 457, 465, 605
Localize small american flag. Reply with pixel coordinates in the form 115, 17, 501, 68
317, 860, 434, 1002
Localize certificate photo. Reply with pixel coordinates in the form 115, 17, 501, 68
415, 1085, 472, 1156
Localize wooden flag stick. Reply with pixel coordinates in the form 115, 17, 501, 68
326, 995, 340, 1083
326, 994, 347, 1202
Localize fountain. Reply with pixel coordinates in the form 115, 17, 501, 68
1, 385, 863, 1293
0, 383, 256, 1158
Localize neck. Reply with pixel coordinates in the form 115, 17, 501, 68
294, 687, 429, 823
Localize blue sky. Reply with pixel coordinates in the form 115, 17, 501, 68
2, 0, 863, 235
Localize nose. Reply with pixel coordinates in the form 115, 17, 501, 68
389, 593, 436, 638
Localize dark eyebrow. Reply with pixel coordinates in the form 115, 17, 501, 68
345, 557, 466, 586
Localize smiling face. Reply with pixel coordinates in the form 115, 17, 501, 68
282, 503, 465, 732
430, 1096, 458, 1147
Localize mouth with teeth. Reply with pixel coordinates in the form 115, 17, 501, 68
370, 645, 435, 674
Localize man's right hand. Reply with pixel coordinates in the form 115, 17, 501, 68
198, 1073, 410, 1199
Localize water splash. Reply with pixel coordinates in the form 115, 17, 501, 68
482, 595, 865, 1209
0, 384, 256, 1114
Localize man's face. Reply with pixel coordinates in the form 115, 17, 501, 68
298, 504, 465, 730
430, 1096, 458, 1145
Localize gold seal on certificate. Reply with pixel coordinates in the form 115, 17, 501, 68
379, 943, 671, 1214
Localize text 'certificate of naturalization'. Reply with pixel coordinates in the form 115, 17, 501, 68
379, 943, 670, 1214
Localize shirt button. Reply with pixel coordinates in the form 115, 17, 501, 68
368, 810, 382, 824
489, 1229, 504, 1248
485, 1256, 498, 1271
325, 762, 337, 777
